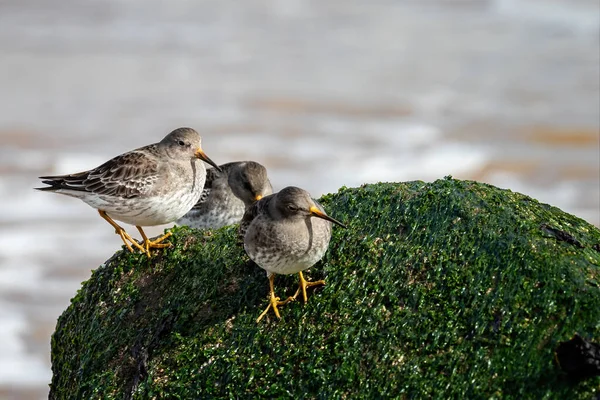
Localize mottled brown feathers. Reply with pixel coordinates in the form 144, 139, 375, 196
39, 149, 159, 199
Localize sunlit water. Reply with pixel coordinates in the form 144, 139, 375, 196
0, 0, 598, 398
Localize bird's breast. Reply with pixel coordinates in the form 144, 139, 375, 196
245, 217, 332, 275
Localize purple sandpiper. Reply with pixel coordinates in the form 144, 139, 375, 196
176, 161, 273, 230
241, 186, 347, 322
36, 127, 220, 257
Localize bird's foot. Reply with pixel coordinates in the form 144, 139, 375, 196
137, 228, 173, 257
98, 210, 147, 255
115, 227, 147, 254
256, 294, 295, 322
292, 271, 326, 303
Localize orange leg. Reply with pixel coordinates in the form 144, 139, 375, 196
98, 210, 146, 254
292, 271, 326, 303
136, 226, 172, 257
256, 274, 295, 322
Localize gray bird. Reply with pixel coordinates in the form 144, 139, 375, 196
176, 161, 273, 230
241, 186, 347, 322
36, 127, 220, 257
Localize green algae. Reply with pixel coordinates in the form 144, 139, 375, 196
50, 178, 600, 399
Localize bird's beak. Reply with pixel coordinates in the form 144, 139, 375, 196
254, 194, 263, 201
195, 148, 221, 172
309, 206, 347, 228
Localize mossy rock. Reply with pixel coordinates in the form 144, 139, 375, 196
50, 178, 600, 399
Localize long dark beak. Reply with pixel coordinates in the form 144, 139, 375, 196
309, 206, 347, 229
195, 148, 221, 172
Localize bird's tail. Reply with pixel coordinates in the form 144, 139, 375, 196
35, 173, 87, 192
35, 176, 64, 191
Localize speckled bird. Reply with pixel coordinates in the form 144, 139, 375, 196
176, 161, 273, 230
241, 186, 347, 322
36, 127, 220, 257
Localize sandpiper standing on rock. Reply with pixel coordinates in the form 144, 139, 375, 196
241, 186, 347, 322
177, 161, 273, 230
36, 127, 220, 257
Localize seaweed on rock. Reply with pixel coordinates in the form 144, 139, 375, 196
50, 178, 600, 399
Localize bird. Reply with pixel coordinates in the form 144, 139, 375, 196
241, 186, 347, 322
36, 127, 220, 257
176, 161, 273, 230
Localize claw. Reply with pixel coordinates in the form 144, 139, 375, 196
99, 210, 146, 254
136, 227, 173, 257
98, 210, 171, 257
257, 275, 295, 322
292, 271, 325, 303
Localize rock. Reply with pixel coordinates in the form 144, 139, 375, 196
49, 178, 600, 399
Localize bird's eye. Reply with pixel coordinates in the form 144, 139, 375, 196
287, 204, 298, 211
178, 140, 186, 146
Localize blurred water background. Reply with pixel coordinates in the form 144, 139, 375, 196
0, 0, 599, 398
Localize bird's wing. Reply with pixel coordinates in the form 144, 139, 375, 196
240, 195, 268, 226
39, 149, 160, 198
190, 167, 220, 210
240, 202, 258, 227
238, 194, 274, 238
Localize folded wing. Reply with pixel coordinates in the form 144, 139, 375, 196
38, 150, 159, 199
